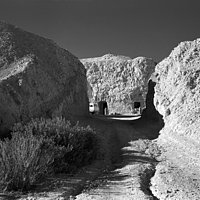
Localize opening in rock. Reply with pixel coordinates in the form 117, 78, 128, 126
133, 102, 141, 114
98, 101, 108, 115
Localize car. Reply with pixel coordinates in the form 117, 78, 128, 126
89, 103, 99, 114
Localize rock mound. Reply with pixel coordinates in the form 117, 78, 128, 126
0, 21, 88, 136
151, 38, 200, 199
81, 54, 156, 114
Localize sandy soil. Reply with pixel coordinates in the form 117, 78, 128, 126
150, 160, 200, 200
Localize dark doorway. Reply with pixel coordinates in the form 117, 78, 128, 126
98, 101, 108, 115
134, 102, 141, 108
133, 102, 141, 114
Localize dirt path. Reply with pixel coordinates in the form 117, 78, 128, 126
75, 116, 160, 200
11, 115, 161, 200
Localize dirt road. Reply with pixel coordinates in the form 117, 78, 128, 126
75, 116, 160, 200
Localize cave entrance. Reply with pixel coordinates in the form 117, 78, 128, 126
133, 102, 141, 115
98, 101, 108, 115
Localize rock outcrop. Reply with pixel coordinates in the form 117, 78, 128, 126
81, 54, 156, 115
151, 39, 200, 199
0, 21, 88, 136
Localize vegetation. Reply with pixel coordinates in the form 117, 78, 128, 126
0, 117, 99, 191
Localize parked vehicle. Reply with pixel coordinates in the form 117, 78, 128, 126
89, 103, 99, 114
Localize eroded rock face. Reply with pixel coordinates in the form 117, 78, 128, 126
81, 54, 156, 114
151, 39, 200, 199
0, 21, 88, 136
154, 39, 200, 165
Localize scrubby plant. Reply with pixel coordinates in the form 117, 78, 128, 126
0, 117, 99, 191
12, 117, 98, 172
0, 131, 57, 191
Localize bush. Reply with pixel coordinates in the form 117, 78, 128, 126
0, 117, 99, 191
13, 117, 98, 172
0, 131, 56, 191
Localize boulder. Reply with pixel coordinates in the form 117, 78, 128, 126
0, 21, 88, 136
81, 54, 156, 115
151, 39, 200, 199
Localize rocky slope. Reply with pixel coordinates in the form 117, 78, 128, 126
151, 39, 200, 199
81, 54, 156, 115
0, 21, 88, 137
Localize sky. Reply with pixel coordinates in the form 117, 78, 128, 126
0, 0, 200, 62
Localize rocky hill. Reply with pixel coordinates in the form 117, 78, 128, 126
0, 21, 88, 137
151, 39, 200, 199
81, 54, 156, 115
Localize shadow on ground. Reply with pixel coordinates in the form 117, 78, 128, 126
74, 114, 163, 200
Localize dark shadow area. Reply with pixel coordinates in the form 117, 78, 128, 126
129, 78, 165, 139
105, 153, 157, 180
98, 101, 108, 115
134, 102, 141, 108
80, 141, 159, 199
0, 194, 17, 200
121, 154, 158, 164
141, 79, 164, 125
133, 101, 141, 114
0, 129, 12, 140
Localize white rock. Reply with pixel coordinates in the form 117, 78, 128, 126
81, 54, 156, 114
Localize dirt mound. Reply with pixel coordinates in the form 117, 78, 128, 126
0, 21, 88, 137
151, 38, 200, 199
81, 54, 156, 114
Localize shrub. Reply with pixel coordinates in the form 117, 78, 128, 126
0, 117, 99, 191
12, 117, 99, 172
0, 131, 57, 191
